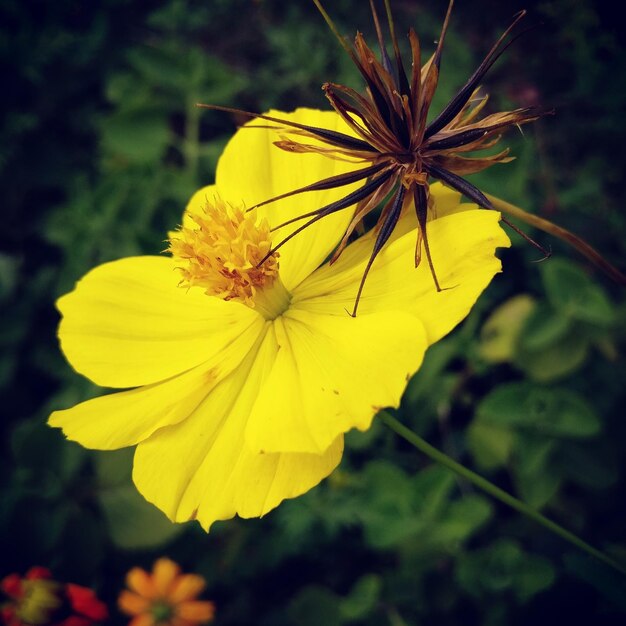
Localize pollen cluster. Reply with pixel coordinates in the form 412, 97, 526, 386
168, 198, 280, 307
17, 579, 62, 623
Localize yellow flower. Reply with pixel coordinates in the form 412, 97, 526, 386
49, 109, 510, 530
118, 558, 214, 626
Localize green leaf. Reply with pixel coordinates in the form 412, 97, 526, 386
94, 447, 134, 487
515, 555, 556, 603
536, 388, 601, 438
362, 461, 414, 512
339, 575, 382, 622
467, 422, 514, 470
481, 541, 523, 592
515, 467, 561, 510
126, 45, 189, 91
456, 540, 522, 597
95, 448, 184, 549
512, 434, 560, 510
411, 465, 456, 519
458, 539, 555, 602
477, 382, 601, 438
542, 258, 615, 327
404, 338, 459, 405
101, 109, 170, 163
356, 463, 457, 549
514, 435, 555, 477
479, 294, 536, 363
515, 327, 590, 382
57, 440, 88, 482
288, 586, 343, 626
358, 462, 423, 548
519, 303, 572, 351
432, 495, 493, 545
99, 483, 185, 550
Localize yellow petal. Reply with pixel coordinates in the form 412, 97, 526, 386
392, 182, 467, 233
293, 209, 511, 345
57, 256, 261, 387
152, 558, 180, 596
342, 182, 479, 253
118, 590, 151, 616
169, 575, 205, 604
245, 310, 427, 454
428, 182, 468, 218
176, 601, 215, 622
129, 615, 155, 626
125, 567, 157, 599
133, 328, 343, 530
48, 320, 262, 449
216, 109, 361, 292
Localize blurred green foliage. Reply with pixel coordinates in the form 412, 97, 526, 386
2, 0, 626, 624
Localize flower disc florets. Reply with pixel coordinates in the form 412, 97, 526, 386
168, 198, 280, 308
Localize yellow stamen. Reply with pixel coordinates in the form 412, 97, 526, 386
168, 197, 290, 320
17, 580, 62, 624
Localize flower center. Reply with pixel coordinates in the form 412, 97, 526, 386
151, 601, 174, 623
168, 197, 291, 320
17, 580, 62, 624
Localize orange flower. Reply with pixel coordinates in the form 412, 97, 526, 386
118, 559, 215, 626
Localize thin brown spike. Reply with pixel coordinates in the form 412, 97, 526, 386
433, 0, 455, 66
413, 184, 442, 291
383, 0, 401, 59
369, 0, 393, 73
196, 103, 374, 152
268, 169, 394, 234
245, 162, 387, 213
414, 226, 422, 268
408, 28, 421, 134
260, 213, 327, 263
415, 0, 455, 137
421, 225, 443, 292
425, 9, 528, 138
500, 216, 552, 261
377, 0, 410, 97
350, 185, 406, 316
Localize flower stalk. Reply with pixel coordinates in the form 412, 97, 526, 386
487, 193, 626, 285
379, 411, 626, 576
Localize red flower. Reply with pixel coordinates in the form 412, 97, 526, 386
62, 585, 108, 625
1, 568, 107, 626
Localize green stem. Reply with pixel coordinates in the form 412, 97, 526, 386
379, 411, 626, 575
311, 0, 354, 57
487, 193, 626, 286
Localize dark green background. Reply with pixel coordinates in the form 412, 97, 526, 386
2, 0, 625, 624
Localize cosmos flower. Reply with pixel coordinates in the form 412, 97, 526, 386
201, 0, 546, 313
0, 567, 107, 626
49, 109, 509, 530
118, 558, 214, 626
